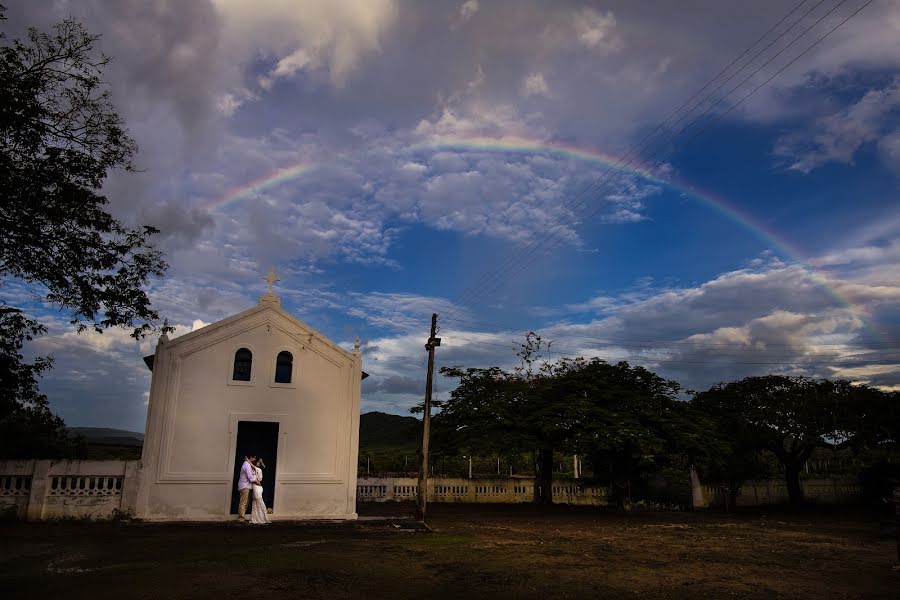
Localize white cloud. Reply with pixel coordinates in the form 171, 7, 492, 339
541, 7, 622, 53
810, 240, 900, 267
521, 72, 550, 98
215, 88, 257, 116
459, 0, 479, 23
879, 130, 900, 174
574, 8, 620, 50
212, 0, 398, 87
773, 78, 900, 173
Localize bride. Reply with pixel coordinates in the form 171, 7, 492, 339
250, 458, 272, 525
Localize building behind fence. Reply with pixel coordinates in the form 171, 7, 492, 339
1, 458, 862, 521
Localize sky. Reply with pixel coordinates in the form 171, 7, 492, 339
2, 0, 900, 432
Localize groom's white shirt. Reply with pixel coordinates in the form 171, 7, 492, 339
238, 460, 256, 490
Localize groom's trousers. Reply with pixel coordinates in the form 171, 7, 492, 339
238, 487, 251, 517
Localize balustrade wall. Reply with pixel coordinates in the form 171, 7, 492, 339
0, 459, 139, 521
357, 475, 862, 508
356, 477, 610, 506
0, 460, 864, 521
701, 478, 862, 507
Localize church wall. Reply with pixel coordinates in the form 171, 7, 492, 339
136, 303, 361, 521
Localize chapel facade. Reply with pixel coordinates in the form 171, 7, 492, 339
134, 277, 363, 521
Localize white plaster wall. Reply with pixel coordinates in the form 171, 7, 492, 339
0, 459, 138, 521
136, 302, 361, 521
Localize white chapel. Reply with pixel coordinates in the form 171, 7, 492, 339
134, 271, 364, 521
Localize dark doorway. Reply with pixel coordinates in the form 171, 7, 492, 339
230, 421, 279, 514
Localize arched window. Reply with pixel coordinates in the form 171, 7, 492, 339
232, 348, 252, 381
275, 351, 293, 384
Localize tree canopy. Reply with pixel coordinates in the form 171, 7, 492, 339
0, 8, 167, 457
433, 333, 692, 505
430, 333, 897, 508
692, 375, 895, 504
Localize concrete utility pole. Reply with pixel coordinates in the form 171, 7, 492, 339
416, 313, 440, 522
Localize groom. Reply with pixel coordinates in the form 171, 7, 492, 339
237, 454, 258, 522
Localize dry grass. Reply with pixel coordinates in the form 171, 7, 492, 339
1, 504, 896, 599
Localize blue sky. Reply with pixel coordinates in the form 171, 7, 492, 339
3, 0, 899, 431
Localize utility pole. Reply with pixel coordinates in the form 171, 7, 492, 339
416, 313, 440, 522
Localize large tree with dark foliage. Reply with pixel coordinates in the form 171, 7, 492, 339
0, 7, 167, 457
434, 333, 686, 506
692, 375, 889, 505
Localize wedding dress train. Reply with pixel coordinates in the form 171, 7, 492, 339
250, 466, 271, 524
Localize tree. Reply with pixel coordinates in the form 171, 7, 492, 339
435, 333, 580, 505
549, 358, 684, 508
692, 376, 861, 506
0, 309, 86, 457
434, 333, 686, 507
687, 397, 768, 511
0, 8, 167, 457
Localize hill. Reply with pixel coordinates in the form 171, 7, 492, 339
65, 415, 418, 450
359, 411, 420, 448
68, 427, 144, 447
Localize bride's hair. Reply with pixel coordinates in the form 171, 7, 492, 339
256, 458, 266, 469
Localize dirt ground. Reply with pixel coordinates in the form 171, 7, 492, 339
1, 504, 897, 599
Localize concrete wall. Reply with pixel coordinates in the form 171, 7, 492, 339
356, 477, 610, 506
701, 478, 862, 507
136, 299, 362, 521
1, 465, 865, 520
0, 459, 139, 521
360, 476, 862, 508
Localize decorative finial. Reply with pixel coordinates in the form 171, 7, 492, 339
264, 266, 280, 294
159, 318, 169, 343
354, 336, 360, 353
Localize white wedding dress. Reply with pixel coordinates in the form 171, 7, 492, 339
250, 466, 271, 524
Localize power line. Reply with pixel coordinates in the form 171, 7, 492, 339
439, 333, 897, 367
438, 0, 869, 325
442, 334, 900, 359
476, 0, 872, 311
438, 318, 900, 350
439, 0, 823, 322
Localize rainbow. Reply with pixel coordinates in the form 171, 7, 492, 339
202, 134, 882, 339
203, 162, 317, 211
414, 135, 881, 340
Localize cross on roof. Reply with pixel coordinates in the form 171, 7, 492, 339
264, 267, 280, 294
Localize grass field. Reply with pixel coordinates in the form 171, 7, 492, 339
1, 504, 897, 599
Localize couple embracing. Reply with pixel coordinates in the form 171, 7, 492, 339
237, 454, 271, 524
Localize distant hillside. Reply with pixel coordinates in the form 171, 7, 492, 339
66, 414, 418, 451
68, 427, 144, 447
359, 411, 420, 448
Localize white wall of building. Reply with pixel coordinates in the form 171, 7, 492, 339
135, 294, 362, 521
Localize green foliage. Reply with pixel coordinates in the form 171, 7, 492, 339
691, 375, 894, 505
0, 8, 168, 457
429, 335, 898, 509
359, 411, 420, 449
433, 333, 687, 505
0, 8, 167, 336
357, 412, 421, 475
0, 310, 84, 458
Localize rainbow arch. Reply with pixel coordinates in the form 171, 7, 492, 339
202, 135, 880, 339
412, 135, 878, 337
203, 162, 317, 211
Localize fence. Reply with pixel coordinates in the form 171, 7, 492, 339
356, 477, 610, 505
1, 461, 864, 521
358, 476, 863, 508
0, 459, 139, 521
701, 478, 862, 507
